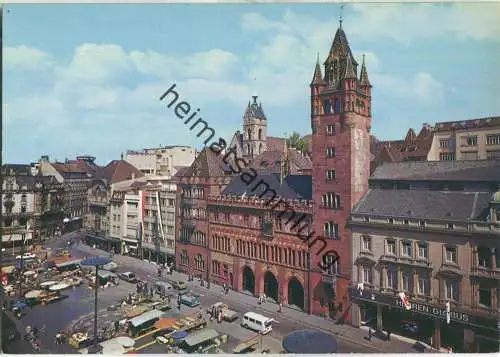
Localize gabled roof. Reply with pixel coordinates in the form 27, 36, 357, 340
2, 164, 32, 176
179, 147, 227, 178
250, 148, 312, 175
222, 172, 312, 201
266, 137, 286, 152
371, 160, 500, 182
100, 160, 145, 184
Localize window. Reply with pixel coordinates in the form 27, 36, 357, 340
445, 246, 457, 264
403, 219, 409, 225
419, 220, 426, 227
326, 124, 335, 135
447, 223, 455, 230
361, 236, 372, 251
326, 170, 336, 181
387, 269, 397, 289
486, 134, 500, 146
477, 246, 491, 268
362, 266, 372, 284
461, 151, 478, 160
445, 280, 459, 301
486, 150, 500, 160
439, 139, 450, 148
326, 147, 336, 158
386, 240, 396, 255
322, 193, 341, 208
402, 272, 412, 292
387, 218, 394, 224
324, 222, 339, 239
325, 256, 339, 275
402, 241, 412, 257
180, 250, 189, 266
439, 153, 456, 161
418, 276, 430, 295
478, 284, 491, 308
462, 135, 478, 146
418, 243, 428, 259
195, 254, 205, 270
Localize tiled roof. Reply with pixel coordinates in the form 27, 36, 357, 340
266, 137, 286, 151
222, 172, 312, 200
173, 166, 190, 178
14, 175, 61, 189
250, 148, 312, 175
353, 188, 492, 221
371, 160, 500, 182
434, 116, 500, 132
100, 160, 145, 184
180, 147, 227, 178
2, 164, 32, 176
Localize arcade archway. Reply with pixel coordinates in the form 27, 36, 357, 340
242, 266, 255, 294
288, 277, 305, 310
264, 271, 279, 301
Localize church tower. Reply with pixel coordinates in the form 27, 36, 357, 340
242, 95, 267, 159
309, 20, 372, 319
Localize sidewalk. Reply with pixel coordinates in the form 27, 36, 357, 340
74, 244, 430, 353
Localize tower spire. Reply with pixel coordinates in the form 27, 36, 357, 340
311, 54, 323, 84
339, 4, 345, 28
359, 54, 371, 86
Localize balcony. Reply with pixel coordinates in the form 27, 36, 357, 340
470, 265, 500, 279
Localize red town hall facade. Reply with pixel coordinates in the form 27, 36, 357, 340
175, 22, 372, 322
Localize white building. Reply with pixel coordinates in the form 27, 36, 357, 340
105, 176, 177, 264
125, 145, 196, 177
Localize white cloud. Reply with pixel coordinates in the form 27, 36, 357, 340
6, 96, 67, 127
372, 72, 444, 105
4, 45, 54, 71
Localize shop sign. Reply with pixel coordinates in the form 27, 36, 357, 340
395, 299, 469, 322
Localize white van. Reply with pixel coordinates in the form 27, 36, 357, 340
240, 312, 273, 334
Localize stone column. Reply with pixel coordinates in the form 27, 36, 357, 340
432, 318, 441, 349
412, 269, 418, 295
397, 266, 402, 291
351, 302, 362, 328
376, 304, 383, 331
491, 248, 497, 269
381, 265, 388, 288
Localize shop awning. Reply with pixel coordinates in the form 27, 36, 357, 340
184, 329, 218, 347
282, 330, 338, 354
1, 266, 15, 274
55, 259, 81, 268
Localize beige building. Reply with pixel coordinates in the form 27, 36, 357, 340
95, 176, 177, 264
125, 145, 196, 177
428, 117, 500, 161
348, 160, 500, 353
372, 117, 500, 170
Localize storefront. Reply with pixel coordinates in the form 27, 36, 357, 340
349, 287, 499, 353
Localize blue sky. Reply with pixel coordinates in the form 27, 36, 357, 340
4, 2, 500, 165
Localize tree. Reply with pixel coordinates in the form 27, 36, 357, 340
286, 132, 309, 154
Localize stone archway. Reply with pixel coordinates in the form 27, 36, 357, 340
242, 266, 255, 294
288, 277, 305, 310
264, 271, 279, 301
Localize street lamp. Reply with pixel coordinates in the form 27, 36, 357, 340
81, 255, 111, 350
17, 225, 30, 298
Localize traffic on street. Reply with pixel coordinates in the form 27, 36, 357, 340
1, 231, 424, 354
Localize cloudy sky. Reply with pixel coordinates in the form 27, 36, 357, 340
4, 2, 500, 165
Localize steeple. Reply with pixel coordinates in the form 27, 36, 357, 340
280, 140, 290, 184
311, 53, 324, 85
344, 53, 356, 79
359, 54, 371, 86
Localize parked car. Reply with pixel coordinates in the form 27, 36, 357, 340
118, 272, 137, 283
171, 280, 188, 291
102, 262, 119, 272
15, 253, 36, 261
180, 293, 201, 307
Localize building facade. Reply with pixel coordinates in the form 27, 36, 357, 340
125, 145, 196, 177
206, 172, 313, 310
309, 22, 372, 320
1, 165, 64, 246
428, 117, 500, 161
349, 160, 500, 353
174, 148, 232, 279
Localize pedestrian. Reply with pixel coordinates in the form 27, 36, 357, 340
217, 309, 222, 324
386, 327, 391, 341
114, 320, 119, 333
278, 301, 283, 313
263, 294, 267, 303
368, 327, 372, 341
